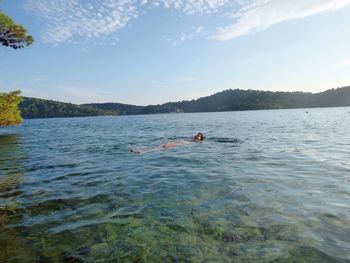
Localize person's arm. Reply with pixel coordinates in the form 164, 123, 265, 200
131, 141, 191, 153
161, 141, 191, 148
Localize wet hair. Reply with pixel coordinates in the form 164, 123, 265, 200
194, 132, 205, 141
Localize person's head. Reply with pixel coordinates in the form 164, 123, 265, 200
193, 132, 205, 141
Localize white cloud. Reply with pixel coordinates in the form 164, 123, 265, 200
211, 0, 350, 41
25, 0, 235, 44
171, 26, 204, 46
150, 0, 233, 14
25, 0, 138, 43
25, 0, 350, 44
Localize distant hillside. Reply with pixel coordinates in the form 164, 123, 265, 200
88, 86, 350, 114
20, 86, 350, 119
154, 87, 350, 113
20, 97, 112, 119
82, 102, 144, 115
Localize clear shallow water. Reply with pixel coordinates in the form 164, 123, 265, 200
1, 108, 350, 262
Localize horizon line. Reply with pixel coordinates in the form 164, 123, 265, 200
21, 85, 349, 107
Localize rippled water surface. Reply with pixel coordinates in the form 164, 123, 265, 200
1, 108, 350, 262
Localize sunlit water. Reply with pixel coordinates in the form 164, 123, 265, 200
1, 108, 350, 262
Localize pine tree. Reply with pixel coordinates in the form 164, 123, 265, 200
1, 2, 33, 126
0, 90, 23, 126
0, 7, 33, 49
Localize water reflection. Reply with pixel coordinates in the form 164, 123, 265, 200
0, 134, 33, 261
0, 134, 24, 195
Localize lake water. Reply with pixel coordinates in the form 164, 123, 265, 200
1, 108, 350, 262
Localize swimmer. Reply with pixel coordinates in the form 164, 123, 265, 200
131, 132, 205, 153
193, 132, 205, 141
160, 132, 205, 148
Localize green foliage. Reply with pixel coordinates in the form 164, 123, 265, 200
83, 102, 144, 115
0, 90, 23, 126
18, 86, 350, 119
20, 97, 116, 119
0, 4, 33, 126
0, 9, 33, 49
149, 86, 350, 113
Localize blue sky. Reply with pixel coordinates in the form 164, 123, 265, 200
1, 0, 350, 105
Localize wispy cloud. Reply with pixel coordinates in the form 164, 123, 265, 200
171, 26, 204, 46
25, 0, 350, 44
25, 0, 235, 44
211, 0, 350, 41
25, 0, 138, 44
149, 0, 233, 15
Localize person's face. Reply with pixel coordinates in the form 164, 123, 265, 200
194, 133, 202, 141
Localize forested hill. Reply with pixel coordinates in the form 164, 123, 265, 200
20, 98, 111, 119
83, 86, 350, 114
20, 86, 350, 118
154, 86, 350, 113
82, 102, 143, 115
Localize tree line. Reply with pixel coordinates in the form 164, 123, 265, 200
18, 86, 350, 119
